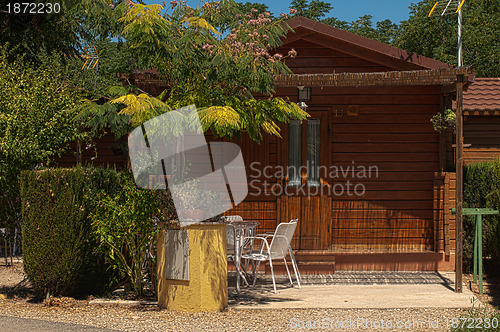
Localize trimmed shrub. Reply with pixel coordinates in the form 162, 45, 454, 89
20, 166, 126, 298
21, 168, 87, 297
463, 160, 500, 274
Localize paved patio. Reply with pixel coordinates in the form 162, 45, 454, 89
228, 272, 477, 309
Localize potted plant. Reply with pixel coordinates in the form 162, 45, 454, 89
431, 109, 456, 132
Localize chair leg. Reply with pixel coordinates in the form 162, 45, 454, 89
283, 257, 293, 286
269, 258, 276, 294
289, 248, 301, 289
252, 260, 262, 287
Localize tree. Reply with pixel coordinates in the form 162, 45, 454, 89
235, 1, 272, 17
375, 19, 399, 44
289, 0, 333, 21
348, 15, 378, 40
78, 0, 308, 143
0, 47, 87, 241
0, 0, 132, 62
395, 0, 500, 77
321, 16, 349, 30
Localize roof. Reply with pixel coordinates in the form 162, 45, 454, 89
463, 78, 500, 113
275, 68, 472, 88
284, 17, 453, 71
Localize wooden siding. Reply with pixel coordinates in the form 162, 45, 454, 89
463, 116, 500, 164
275, 39, 394, 74
54, 131, 127, 168
220, 132, 281, 235
270, 84, 442, 251
434, 172, 456, 255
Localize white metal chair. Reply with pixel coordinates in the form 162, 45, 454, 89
223, 215, 243, 260
241, 218, 301, 293
223, 215, 250, 289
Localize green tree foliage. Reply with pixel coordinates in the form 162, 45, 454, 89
0, 0, 132, 62
395, 0, 500, 77
235, 1, 272, 16
0, 47, 87, 236
64, 40, 134, 93
78, 0, 308, 143
289, 0, 332, 20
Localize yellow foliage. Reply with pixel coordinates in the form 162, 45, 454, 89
261, 121, 281, 137
197, 106, 240, 129
182, 17, 221, 36
111, 94, 166, 126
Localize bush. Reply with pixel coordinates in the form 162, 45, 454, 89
90, 174, 167, 297
463, 160, 500, 274
20, 166, 129, 298
21, 168, 88, 298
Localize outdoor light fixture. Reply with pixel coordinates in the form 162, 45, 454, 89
297, 101, 308, 111
297, 85, 311, 102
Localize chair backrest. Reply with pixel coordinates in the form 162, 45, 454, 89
226, 223, 235, 252
223, 215, 243, 222
268, 219, 298, 260
224, 215, 242, 253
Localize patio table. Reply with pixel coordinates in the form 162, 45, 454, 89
225, 220, 260, 293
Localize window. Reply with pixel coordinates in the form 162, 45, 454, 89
287, 118, 321, 187
307, 119, 320, 186
288, 120, 302, 187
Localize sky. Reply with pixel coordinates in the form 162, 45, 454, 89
144, 1, 417, 24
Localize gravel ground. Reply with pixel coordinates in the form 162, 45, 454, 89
0, 300, 471, 332
1, 259, 496, 331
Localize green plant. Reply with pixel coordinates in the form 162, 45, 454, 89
90, 175, 165, 297
19, 166, 144, 298
451, 300, 500, 331
463, 161, 500, 274
431, 109, 456, 132
21, 168, 88, 298
76, 1, 309, 144
0, 47, 88, 252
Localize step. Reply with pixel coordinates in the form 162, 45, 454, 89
293, 251, 336, 262
265, 261, 335, 275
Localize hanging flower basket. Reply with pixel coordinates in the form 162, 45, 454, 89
431, 109, 456, 133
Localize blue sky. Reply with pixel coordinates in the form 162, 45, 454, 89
144, 1, 417, 24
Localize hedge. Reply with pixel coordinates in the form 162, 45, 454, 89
463, 160, 500, 273
20, 166, 124, 298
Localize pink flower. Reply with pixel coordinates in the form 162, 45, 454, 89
170, 0, 178, 8
290, 8, 298, 15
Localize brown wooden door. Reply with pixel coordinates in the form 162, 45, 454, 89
279, 110, 332, 250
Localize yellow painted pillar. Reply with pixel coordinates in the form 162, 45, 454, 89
157, 223, 228, 312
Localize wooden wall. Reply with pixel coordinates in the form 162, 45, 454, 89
463, 115, 500, 164
54, 131, 127, 168
225, 84, 444, 251
276, 39, 395, 74
434, 172, 456, 255
219, 132, 281, 235
329, 88, 440, 251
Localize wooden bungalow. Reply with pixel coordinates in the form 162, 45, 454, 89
62, 17, 474, 274
219, 17, 472, 272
